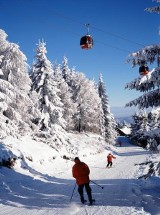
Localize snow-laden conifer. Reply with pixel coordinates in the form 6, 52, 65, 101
68, 71, 101, 133
61, 56, 71, 83
98, 73, 117, 144
125, 1, 160, 152
53, 63, 77, 131
0, 29, 34, 137
30, 40, 66, 132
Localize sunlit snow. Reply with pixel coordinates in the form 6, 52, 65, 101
0, 134, 159, 215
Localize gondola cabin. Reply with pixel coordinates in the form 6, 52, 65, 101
80, 35, 93, 50
139, 66, 149, 76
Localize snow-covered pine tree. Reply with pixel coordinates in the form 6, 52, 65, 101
148, 108, 160, 130
53, 63, 77, 131
67, 70, 101, 133
138, 111, 149, 132
98, 73, 117, 144
130, 112, 141, 142
61, 56, 71, 83
130, 111, 149, 147
59, 57, 102, 133
30, 40, 66, 134
125, 1, 160, 151
0, 29, 34, 137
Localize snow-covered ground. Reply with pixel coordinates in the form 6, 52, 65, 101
0, 134, 160, 215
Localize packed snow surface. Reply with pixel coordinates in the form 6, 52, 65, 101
0, 134, 160, 215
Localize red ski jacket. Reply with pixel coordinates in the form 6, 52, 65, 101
107, 154, 116, 162
72, 161, 90, 185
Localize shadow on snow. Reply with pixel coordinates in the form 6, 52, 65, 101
0, 167, 160, 215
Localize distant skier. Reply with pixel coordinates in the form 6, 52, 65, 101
106, 153, 116, 168
72, 157, 94, 205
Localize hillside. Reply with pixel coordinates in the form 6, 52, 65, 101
0, 134, 160, 215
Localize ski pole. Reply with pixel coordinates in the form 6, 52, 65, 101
70, 182, 77, 202
90, 180, 104, 189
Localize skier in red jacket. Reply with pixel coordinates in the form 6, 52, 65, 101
106, 153, 116, 168
72, 157, 94, 205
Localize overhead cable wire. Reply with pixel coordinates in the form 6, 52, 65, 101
49, 9, 146, 47
94, 39, 130, 53
46, 23, 131, 53
91, 26, 145, 47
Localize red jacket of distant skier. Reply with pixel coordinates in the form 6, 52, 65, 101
107, 154, 116, 162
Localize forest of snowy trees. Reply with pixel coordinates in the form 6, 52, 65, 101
0, 0, 160, 154
0, 29, 117, 146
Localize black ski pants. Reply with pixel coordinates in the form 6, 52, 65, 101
107, 161, 113, 167
78, 182, 92, 203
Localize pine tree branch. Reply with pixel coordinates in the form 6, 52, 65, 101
125, 68, 160, 92
145, 6, 160, 14
125, 89, 160, 109
127, 45, 160, 67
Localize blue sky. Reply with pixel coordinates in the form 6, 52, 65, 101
0, 0, 159, 107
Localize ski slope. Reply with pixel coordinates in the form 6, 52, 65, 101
0, 136, 160, 215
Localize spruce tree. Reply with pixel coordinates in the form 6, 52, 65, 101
30, 40, 66, 133
98, 73, 117, 144
73, 72, 101, 133
125, 0, 160, 109
60, 58, 102, 133
0, 29, 33, 137
53, 63, 77, 131
125, 1, 160, 151
61, 56, 71, 83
